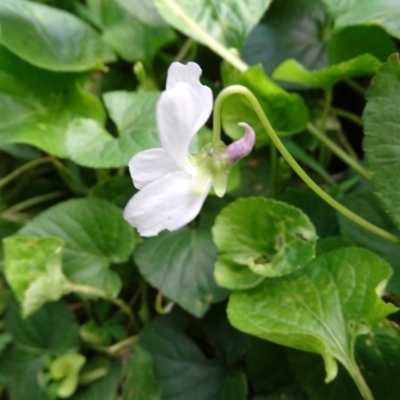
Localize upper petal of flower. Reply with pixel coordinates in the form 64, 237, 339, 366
129, 148, 180, 190
123, 170, 211, 237
157, 63, 213, 171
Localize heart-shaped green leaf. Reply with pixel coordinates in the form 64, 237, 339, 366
273, 54, 381, 90
136, 312, 248, 399
0, 300, 79, 400
66, 92, 160, 168
3, 236, 70, 317
322, 0, 400, 40
17, 198, 136, 297
363, 54, 400, 231
228, 247, 397, 383
213, 198, 317, 290
242, 0, 329, 79
134, 227, 228, 317
0, 48, 105, 157
155, 0, 272, 50
338, 189, 400, 296
87, 0, 175, 63
0, 0, 115, 71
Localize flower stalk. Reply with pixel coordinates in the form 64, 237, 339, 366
213, 85, 400, 244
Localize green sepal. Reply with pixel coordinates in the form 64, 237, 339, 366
191, 141, 232, 197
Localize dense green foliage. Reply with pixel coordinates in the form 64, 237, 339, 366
1, 0, 400, 399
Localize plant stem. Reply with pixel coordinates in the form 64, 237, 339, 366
345, 78, 366, 96
68, 282, 134, 324
330, 106, 363, 126
345, 359, 375, 400
213, 85, 400, 244
90, 335, 137, 358
269, 144, 278, 198
1, 192, 62, 216
161, 0, 248, 72
307, 122, 371, 180
155, 291, 174, 314
0, 157, 53, 189
174, 38, 194, 62
318, 90, 333, 166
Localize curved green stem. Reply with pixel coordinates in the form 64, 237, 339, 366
331, 106, 363, 127
214, 85, 400, 244
307, 122, 371, 180
0, 157, 53, 189
1, 191, 62, 218
68, 282, 134, 324
161, 0, 248, 72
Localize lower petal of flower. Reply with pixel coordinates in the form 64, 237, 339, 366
123, 170, 211, 237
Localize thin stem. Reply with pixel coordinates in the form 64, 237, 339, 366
331, 106, 363, 127
336, 127, 359, 160
161, 0, 248, 72
214, 85, 400, 244
1, 192, 62, 215
318, 90, 333, 166
345, 359, 375, 400
68, 282, 134, 324
307, 122, 371, 181
174, 38, 194, 62
269, 144, 278, 198
50, 157, 87, 195
345, 79, 366, 96
0, 157, 53, 189
155, 291, 175, 314
89, 335, 137, 358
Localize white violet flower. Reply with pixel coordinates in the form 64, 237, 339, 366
124, 62, 255, 237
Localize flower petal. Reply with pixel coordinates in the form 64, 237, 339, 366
157, 63, 213, 171
123, 170, 211, 237
129, 148, 180, 190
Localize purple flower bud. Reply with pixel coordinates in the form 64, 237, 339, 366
227, 122, 256, 163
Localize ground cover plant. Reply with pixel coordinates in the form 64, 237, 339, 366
0, 0, 400, 399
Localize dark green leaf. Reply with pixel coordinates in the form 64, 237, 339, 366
287, 349, 361, 400
135, 228, 227, 317
328, 25, 397, 65
356, 319, 400, 399
338, 189, 400, 296
247, 338, 297, 395
1, 300, 79, 400
0, 0, 114, 71
87, 0, 175, 64
138, 313, 248, 400
123, 344, 162, 400
242, 0, 329, 77
70, 360, 121, 400
363, 54, 400, 230
89, 175, 134, 208
322, 0, 400, 40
